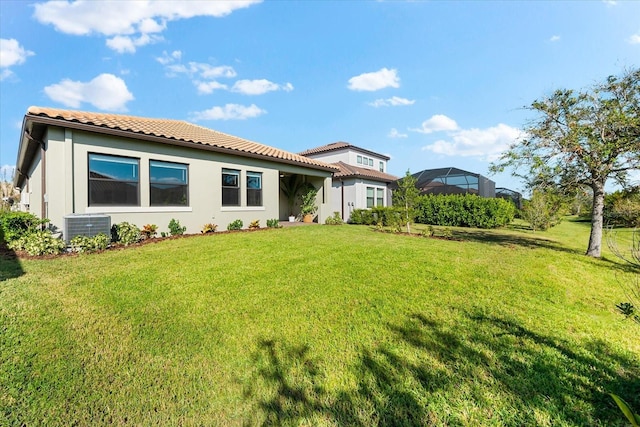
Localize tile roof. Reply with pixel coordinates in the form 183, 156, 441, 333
25, 106, 337, 171
299, 141, 390, 160
332, 161, 398, 183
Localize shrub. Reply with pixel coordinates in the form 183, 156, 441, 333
168, 219, 186, 236
414, 194, 515, 229
112, 222, 141, 246
266, 219, 281, 228
227, 219, 243, 231
70, 233, 110, 253
605, 187, 640, 227
8, 230, 65, 256
324, 212, 344, 225
0, 211, 48, 243
201, 223, 218, 234
349, 207, 405, 226
520, 190, 566, 231
140, 224, 158, 239
249, 220, 260, 229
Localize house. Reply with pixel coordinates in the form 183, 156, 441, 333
495, 187, 523, 209
13, 107, 337, 238
299, 142, 398, 221
398, 167, 496, 198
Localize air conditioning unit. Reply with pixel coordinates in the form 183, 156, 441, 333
63, 214, 111, 243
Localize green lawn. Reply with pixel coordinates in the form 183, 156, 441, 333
1, 218, 639, 426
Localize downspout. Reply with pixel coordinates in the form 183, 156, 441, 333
340, 180, 344, 220
24, 131, 46, 224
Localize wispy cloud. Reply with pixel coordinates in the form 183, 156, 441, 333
190, 103, 266, 121
369, 96, 415, 107
44, 73, 134, 111
231, 79, 294, 95
388, 128, 408, 138
628, 33, 640, 44
549, 35, 561, 42
33, 0, 262, 53
410, 114, 459, 134
0, 38, 34, 80
348, 68, 400, 91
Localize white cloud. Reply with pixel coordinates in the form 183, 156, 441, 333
411, 114, 459, 134
388, 128, 408, 138
190, 103, 266, 121
44, 73, 134, 111
629, 33, 640, 44
0, 38, 35, 80
156, 50, 182, 65
549, 35, 561, 42
369, 96, 415, 107
231, 79, 294, 95
33, 0, 262, 53
602, 0, 617, 6
195, 81, 228, 94
165, 61, 237, 79
348, 68, 400, 91
421, 123, 523, 161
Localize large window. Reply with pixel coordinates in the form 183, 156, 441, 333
150, 160, 188, 206
366, 187, 375, 208
246, 171, 262, 207
222, 168, 240, 206
89, 153, 139, 206
376, 188, 384, 207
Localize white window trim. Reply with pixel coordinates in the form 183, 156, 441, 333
221, 206, 266, 212
86, 206, 192, 214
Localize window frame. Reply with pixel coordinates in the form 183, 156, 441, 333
246, 171, 263, 207
149, 160, 189, 206
88, 153, 140, 207
222, 168, 241, 206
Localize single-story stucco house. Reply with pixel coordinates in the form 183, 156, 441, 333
13, 107, 337, 239
299, 142, 398, 222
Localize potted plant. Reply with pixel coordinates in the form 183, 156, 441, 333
299, 186, 318, 223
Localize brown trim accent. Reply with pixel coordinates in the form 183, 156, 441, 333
25, 115, 338, 173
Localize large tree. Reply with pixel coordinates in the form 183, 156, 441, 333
492, 68, 640, 257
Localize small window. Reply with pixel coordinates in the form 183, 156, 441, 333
369, 158, 374, 166
247, 171, 262, 207
150, 160, 188, 206
357, 155, 363, 164
222, 169, 240, 206
379, 161, 384, 172
376, 188, 384, 206
366, 187, 374, 208
89, 153, 139, 206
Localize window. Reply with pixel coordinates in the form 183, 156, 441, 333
222, 169, 240, 206
376, 188, 384, 206
379, 161, 384, 172
366, 187, 374, 208
357, 155, 363, 164
150, 160, 188, 206
246, 171, 262, 207
89, 153, 139, 206
369, 158, 374, 166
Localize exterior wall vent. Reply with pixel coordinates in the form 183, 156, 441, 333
63, 214, 111, 243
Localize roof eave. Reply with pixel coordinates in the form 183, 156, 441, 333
24, 114, 338, 173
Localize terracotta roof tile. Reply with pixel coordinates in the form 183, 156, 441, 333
26, 106, 337, 171
299, 141, 390, 160
332, 161, 398, 182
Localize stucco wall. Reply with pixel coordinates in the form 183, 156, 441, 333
37, 127, 331, 236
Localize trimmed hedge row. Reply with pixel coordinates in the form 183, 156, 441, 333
349, 206, 405, 226
415, 194, 515, 228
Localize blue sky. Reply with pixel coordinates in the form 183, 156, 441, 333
1, 0, 638, 193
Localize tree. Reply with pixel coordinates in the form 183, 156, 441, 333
492, 68, 640, 257
392, 170, 420, 233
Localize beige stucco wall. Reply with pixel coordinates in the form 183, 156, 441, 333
36, 126, 332, 236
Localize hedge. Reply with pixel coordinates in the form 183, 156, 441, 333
414, 194, 515, 228
348, 206, 405, 226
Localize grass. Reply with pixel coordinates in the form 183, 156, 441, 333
1, 218, 639, 425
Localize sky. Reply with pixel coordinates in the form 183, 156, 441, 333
1, 0, 638, 194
